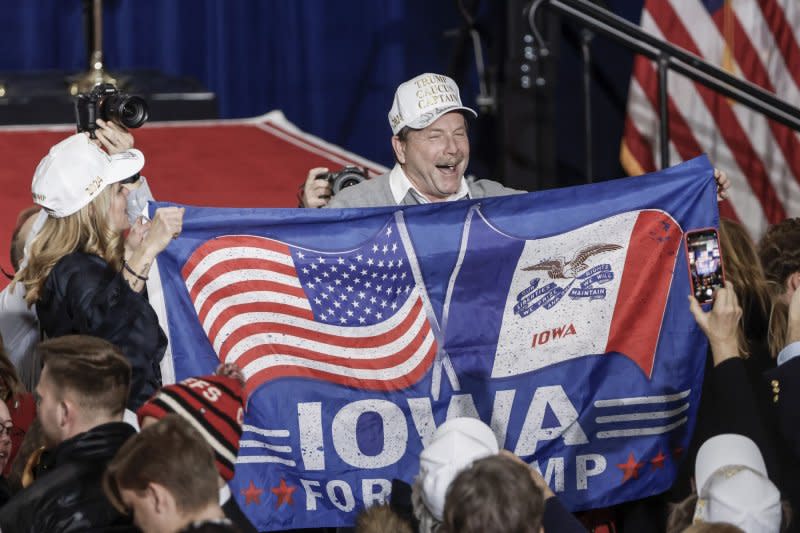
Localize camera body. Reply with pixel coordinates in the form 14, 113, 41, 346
75, 83, 149, 137
317, 166, 368, 195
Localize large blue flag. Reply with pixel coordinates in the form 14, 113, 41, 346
153, 156, 717, 531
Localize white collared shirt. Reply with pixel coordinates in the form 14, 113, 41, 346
778, 341, 800, 366
388, 163, 470, 205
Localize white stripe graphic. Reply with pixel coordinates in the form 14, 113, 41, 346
185, 245, 296, 292
212, 290, 423, 357
203, 290, 311, 333
221, 300, 430, 362
236, 455, 297, 466
242, 424, 290, 438
594, 389, 691, 407
241, 332, 436, 381
595, 402, 689, 423
239, 440, 292, 453
192, 268, 306, 315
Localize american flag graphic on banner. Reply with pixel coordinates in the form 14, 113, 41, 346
180, 217, 437, 395
622, 0, 800, 238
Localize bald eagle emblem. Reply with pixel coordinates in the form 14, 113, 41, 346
522, 243, 623, 279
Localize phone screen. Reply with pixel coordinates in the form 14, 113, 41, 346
685, 228, 724, 304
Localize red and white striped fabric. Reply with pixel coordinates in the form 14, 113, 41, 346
181, 229, 438, 395
621, 0, 800, 238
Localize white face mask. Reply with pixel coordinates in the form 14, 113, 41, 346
125, 175, 155, 225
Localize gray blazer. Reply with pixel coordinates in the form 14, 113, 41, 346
326, 170, 525, 208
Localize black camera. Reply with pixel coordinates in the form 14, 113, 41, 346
75, 83, 149, 137
317, 166, 368, 195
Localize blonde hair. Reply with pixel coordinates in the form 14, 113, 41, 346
768, 299, 789, 360
757, 218, 800, 358
355, 504, 413, 533
14, 184, 124, 306
718, 219, 771, 358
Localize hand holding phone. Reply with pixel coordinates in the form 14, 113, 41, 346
685, 227, 725, 304
687, 280, 741, 365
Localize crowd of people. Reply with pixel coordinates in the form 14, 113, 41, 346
0, 71, 795, 532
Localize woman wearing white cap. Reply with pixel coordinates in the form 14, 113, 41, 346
13, 133, 183, 410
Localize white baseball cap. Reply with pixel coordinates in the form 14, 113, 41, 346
388, 73, 478, 135
694, 434, 781, 532
418, 417, 499, 520
31, 133, 145, 218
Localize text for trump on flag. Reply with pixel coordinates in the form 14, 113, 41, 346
152, 156, 718, 531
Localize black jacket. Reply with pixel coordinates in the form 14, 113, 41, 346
222, 493, 257, 533
763, 356, 800, 533
36, 252, 167, 410
0, 422, 137, 533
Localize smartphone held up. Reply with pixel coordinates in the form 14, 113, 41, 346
685, 227, 725, 304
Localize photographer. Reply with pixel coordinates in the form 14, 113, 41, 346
300, 73, 522, 209
300, 72, 731, 209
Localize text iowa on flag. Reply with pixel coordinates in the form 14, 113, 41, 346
149, 156, 718, 530
443, 208, 682, 380
180, 217, 437, 395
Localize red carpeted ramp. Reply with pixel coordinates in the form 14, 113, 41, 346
0, 111, 388, 284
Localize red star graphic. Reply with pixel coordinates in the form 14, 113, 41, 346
650, 450, 667, 469
271, 478, 297, 508
240, 481, 264, 506
617, 452, 644, 483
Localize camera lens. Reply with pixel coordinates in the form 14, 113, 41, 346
103, 94, 149, 129
331, 170, 367, 194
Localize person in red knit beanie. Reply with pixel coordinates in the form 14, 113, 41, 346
137, 363, 256, 533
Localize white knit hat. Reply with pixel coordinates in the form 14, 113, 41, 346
418, 417, 499, 520
31, 133, 144, 218
388, 73, 477, 135
694, 434, 781, 533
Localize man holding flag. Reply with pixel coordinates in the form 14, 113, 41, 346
302, 72, 730, 209
154, 71, 735, 531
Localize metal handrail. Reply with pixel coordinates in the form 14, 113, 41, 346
527, 0, 800, 171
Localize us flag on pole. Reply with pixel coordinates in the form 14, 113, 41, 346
622, 0, 800, 238
179, 216, 437, 395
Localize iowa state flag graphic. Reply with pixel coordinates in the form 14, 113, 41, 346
151, 156, 718, 531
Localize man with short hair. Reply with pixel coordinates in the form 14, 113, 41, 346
443, 453, 545, 533
104, 414, 236, 533
0, 335, 136, 532
136, 366, 257, 533
301, 73, 523, 208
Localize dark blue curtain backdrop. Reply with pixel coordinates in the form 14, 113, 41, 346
0, 0, 644, 183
